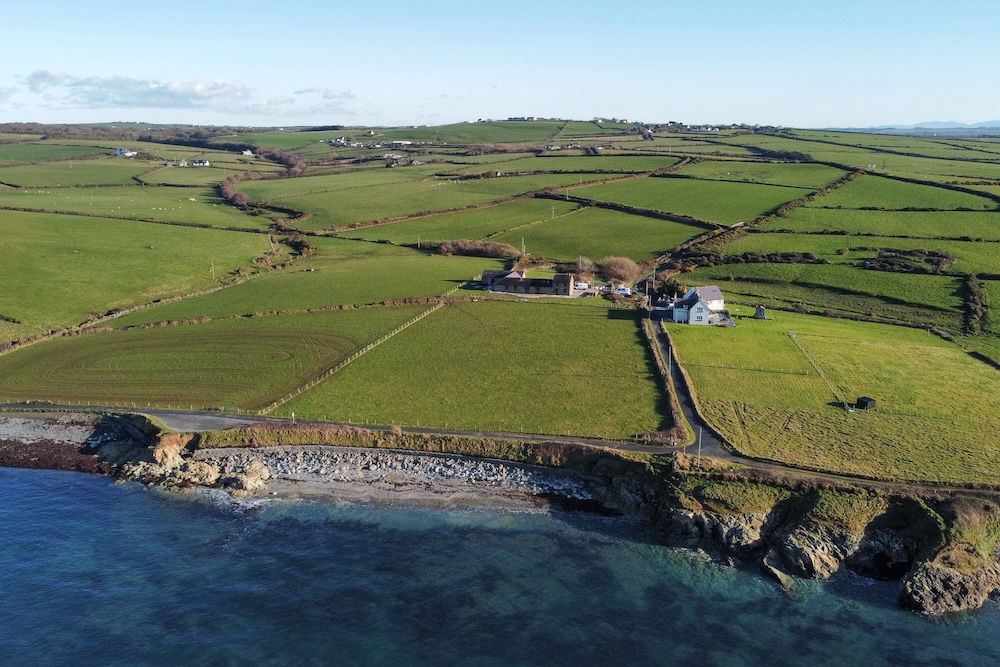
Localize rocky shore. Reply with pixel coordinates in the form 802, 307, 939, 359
4, 412, 1000, 616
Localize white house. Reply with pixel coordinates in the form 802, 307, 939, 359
672, 285, 727, 325
115, 148, 137, 157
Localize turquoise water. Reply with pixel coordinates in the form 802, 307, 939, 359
2, 468, 998, 666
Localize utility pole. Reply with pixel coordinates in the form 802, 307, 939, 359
211, 259, 215, 281
697, 427, 703, 469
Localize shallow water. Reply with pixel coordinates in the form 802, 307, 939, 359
1, 468, 997, 666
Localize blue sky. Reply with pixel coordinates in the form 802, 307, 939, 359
3, 0, 998, 128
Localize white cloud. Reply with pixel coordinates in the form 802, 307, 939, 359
13, 70, 360, 122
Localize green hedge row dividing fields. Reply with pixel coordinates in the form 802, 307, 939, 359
112, 249, 503, 327
275, 174, 613, 231
0, 158, 152, 187
668, 312, 1000, 484
766, 208, 1000, 240
492, 207, 706, 262
277, 300, 669, 439
447, 155, 681, 175
675, 160, 848, 189
684, 263, 964, 330
571, 177, 812, 225
0, 186, 268, 230
806, 174, 996, 211
0, 308, 425, 409
348, 198, 579, 244
0, 142, 106, 164
235, 165, 443, 201
0, 210, 272, 330
721, 231, 1000, 274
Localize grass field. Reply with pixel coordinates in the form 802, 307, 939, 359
276, 300, 669, 438
668, 312, 1000, 484
571, 177, 813, 225
491, 206, 708, 261
675, 160, 848, 188
0, 158, 153, 187
379, 121, 566, 144
0, 185, 268, 229
767, 207, 1000, 240
685, 263, 964, 329
347, 198, 580, 244
722, 231, 1000, 274
807, 174, 996, 211
0, 308, 425, 409
112, 248, 503, 326
0, 210, 272, 330
448, 155, 681, 175
235, 165, 443, 202
273, 174, 613, 231
0, 142, 106, 164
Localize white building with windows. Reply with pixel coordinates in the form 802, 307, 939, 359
671, 285, 727, 325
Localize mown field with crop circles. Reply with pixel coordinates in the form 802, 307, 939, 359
1, 121, 999, 483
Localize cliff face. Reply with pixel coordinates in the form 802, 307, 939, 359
5, 413, 1000, 616
590, 466, 1000, 615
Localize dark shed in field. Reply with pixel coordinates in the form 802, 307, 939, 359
856, 396, 877, 411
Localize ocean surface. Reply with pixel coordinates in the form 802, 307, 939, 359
2, 468, 999, 667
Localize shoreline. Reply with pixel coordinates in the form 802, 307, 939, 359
7, 412, 1000, 616
193, 444, 609, 513
0, 413, 611, 514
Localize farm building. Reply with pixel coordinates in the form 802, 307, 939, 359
670, 285, 730, 325
115, 148, 137, 157
482, 270, 579, 296
856, 396, 877, 411
189, 160, 210, 167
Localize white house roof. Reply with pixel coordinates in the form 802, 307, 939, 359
685, 285, 724, 303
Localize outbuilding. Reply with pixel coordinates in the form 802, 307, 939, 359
856, 396, 877, 411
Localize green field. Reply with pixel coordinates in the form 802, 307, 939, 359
0, 158, 153, 187
807, 174, 997, 211
112, 246, 502, 326
449, 155, 681, 175
668, 312, 1000, 483
767, 207, 1000, 240
0, 142, 106, 164
0, 210, 272, 330
379, 121, 566, 144
686, 263, 964, 329
273, 174, 613, 231
0, 120, 998, 479
348, 198, 580, 244
676, 160, 847, 188
721, 231, 1000, 274
0, 308, 424, 409
276, 300, 668, 438
571, 177, 812, 225
492, 206, 707, 261
0, 185, 267, 229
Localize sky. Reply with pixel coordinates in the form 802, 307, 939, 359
3, 0, 999, 129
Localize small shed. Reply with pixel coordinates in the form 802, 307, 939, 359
754, 305, 768, 320
856, 396, 877, 411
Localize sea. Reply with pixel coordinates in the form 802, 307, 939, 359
2, 467, 999, 667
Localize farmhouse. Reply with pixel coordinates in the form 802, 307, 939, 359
670, 285, 730, 325
115, 148, 137, 157
189, 160, 210, 167
482, 270, 579, 296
